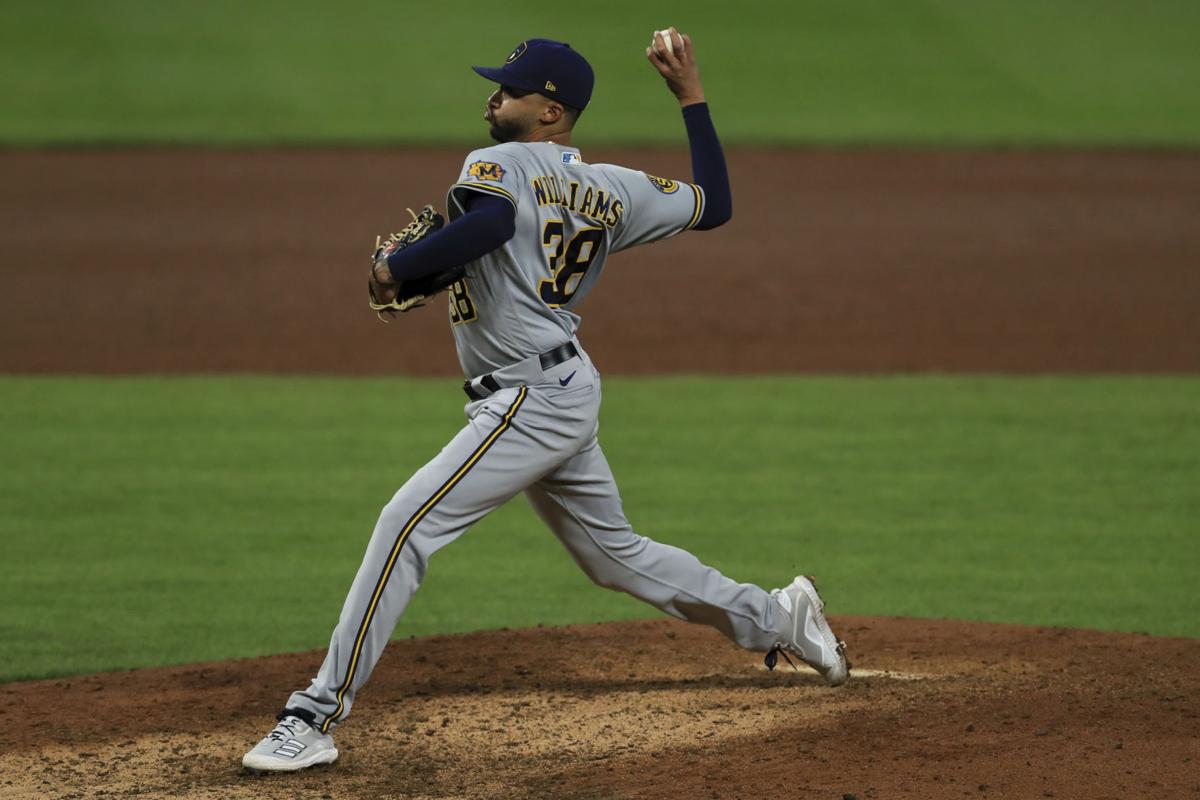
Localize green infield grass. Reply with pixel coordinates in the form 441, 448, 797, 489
2, 0, 1199, 146
1, 375, 1197, 682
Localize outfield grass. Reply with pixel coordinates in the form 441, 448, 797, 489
2, 0, 1199, 146
0, 376, 1196, 682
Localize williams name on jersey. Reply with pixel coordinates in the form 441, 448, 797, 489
530, 174, 626, 229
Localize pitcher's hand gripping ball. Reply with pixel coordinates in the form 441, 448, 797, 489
651, 27, 678, 57
368, 205, 457, 321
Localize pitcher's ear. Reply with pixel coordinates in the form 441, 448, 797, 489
541, 100, 566, 124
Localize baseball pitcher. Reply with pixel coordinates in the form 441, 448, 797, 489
244, 30, 849, 772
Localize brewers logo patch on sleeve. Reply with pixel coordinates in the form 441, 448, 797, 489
468, 161, 507, 182
645, 174, 679, 194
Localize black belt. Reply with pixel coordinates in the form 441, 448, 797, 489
463, 341, 579, 400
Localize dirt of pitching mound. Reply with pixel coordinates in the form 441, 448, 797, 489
2, 149, 1198, 375
1, 617, 1197, 800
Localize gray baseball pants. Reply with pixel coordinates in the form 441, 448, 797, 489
286, 347, 782, 732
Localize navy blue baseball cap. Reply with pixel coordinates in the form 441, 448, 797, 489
473, 39, 594, 111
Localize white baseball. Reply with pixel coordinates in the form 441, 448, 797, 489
653, 28, 675, 57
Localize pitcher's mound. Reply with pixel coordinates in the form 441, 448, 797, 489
3, 617, 1196, 799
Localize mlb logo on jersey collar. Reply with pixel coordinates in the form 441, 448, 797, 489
562, 152, 581, 165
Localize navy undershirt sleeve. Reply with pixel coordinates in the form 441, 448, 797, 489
682, 102, 732, 230
385, 193, 516, 283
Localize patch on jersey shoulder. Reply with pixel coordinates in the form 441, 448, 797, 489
467, 160, 506, 182
562, 152, 581, 165
645, 174, 679, 194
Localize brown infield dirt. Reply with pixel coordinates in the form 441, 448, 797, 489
1, 149, 1199, 798
1, 618, 1197, 800
1, 148, 1198, 373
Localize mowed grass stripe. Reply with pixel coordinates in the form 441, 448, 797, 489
0, 375, 1196, 682
2, 0, 1199, 145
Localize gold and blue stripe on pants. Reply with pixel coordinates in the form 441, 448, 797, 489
321, 386, 528, 732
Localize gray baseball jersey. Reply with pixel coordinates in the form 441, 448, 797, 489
284, 141, 788, 734
445, 141, 705, 377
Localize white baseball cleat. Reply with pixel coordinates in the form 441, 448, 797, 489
242, 715, 339, 772
767, 575, 850, 686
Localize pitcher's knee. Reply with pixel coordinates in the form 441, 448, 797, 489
366, 494, 423, 555
376, 484, 428, 530
576, 533, 650, 590
373, 504, 410, 541
365, 501, 433, 582
605, 531, 650, 559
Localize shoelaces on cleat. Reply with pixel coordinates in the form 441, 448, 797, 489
763, 645, 801, 672
268, 718, 300, 741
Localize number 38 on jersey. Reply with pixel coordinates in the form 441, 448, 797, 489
538, 220, 604, 308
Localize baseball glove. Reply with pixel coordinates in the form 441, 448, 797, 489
368, 205, 457, 321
